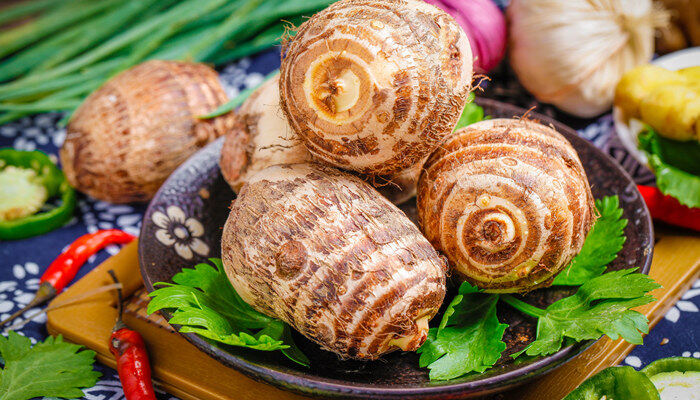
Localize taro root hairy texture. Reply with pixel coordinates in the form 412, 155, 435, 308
60, 60, 232, 203
417, 119, 596, 293
222, 163, 447, 359
279, 0, 473, 176
373, 161, 424, 205
219, 75, 311, 193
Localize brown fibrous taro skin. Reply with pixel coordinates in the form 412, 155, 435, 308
417, 119, 596, 293
221, 163, 447, 359
60, 60, 233, 203
279, 0, 473, 176
219, 75, 311, 193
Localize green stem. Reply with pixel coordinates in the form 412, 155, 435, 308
0, 0, 65, 27
0, 0, 118, 59
501, 295, 546, 318
198, 70, 278, 119
32, 0, 160, 73
0, 99, 82, 112
0, 59, 118, 101
186, 0, 263, 61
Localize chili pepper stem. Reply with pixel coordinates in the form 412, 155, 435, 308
0, 281, 56, 329
107, 269, 126, 331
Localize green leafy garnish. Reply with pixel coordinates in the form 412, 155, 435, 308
553, 196, 627, 286
0, 331, 100, 400
504, 269, 660, 357
148, 258, 309, 366
639, 128, 700, 208
454, 93, 486, 131
417, 283, 507, 380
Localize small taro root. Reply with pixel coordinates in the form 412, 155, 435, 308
219, 75, 311, 193
279, 0, 473, 176
60, 60, 232, 203
417, 119, 596, 293
221, 163, 447, 359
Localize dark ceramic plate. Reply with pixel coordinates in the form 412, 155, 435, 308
139, 99, 653, 400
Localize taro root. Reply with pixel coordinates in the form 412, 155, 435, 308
373, 161, 423, 205
417, 119, 596, 293
60, 60, 232, 203
221, 163, 447, 359
219, 75, 311, 193
279, 0, 473, 176
220, 74, 418, 204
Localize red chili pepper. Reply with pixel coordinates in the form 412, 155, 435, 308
110, 328, 157, 400
638, 185, 700, 232
0, 229, 135, 329
108, 270, 157, 400
40, 229, 135, 293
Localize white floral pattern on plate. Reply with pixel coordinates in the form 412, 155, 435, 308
152, 206, 209, 260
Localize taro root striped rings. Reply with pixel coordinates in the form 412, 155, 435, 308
222, 164, 447, 359
417, 119, 596, 293
279, 0, 473, 176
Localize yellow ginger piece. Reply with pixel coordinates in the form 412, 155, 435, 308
615, 64, 700, 141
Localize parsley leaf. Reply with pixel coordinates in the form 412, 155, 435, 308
505, 269, 660, 358
553, 196, 627, 286
454, 93, 486, 131
148, 258, 310, 366
0, 331, 100, 400
417, 282, 507, 380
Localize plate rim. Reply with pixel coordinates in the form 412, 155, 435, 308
139, 98, 654, 399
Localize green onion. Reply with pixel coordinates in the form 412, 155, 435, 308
0, 0, 337, 125
0, 0, 120, 59
198, 70, 279, 119
0, 0, 65, 27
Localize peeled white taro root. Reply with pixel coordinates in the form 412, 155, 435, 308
219, 75, 311, 193
417, 119, 596, 293
60, 60, 232, 203
222, 163, 447, 359
279, 0, 473, 176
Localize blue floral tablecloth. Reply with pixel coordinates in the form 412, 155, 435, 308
0, 49, 698, 400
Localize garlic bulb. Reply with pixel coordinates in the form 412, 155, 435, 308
508, 0, 663, 118
61, 60, 232, 203
220, 75, 311, 193
279, 0, 473, 176
417, 119, 596, 293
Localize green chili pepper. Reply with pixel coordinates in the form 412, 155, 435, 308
642, 357, 700, 400
563, 366, 660, 400
0, 148, 76, 240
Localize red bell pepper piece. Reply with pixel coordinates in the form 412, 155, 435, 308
638, 185, 700, 232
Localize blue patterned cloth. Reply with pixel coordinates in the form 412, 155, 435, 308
0, 48, 697, 400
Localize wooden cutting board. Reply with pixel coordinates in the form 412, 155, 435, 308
47, 227, 700, 400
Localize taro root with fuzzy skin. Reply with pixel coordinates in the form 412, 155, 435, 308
279, 0, 473, 176
60, 60, 232, 203
417, 119, 596, 293
220, 75, 311, 193
373, 161, 424, 205
222, 163, 447, 359
220, 74, 419, 204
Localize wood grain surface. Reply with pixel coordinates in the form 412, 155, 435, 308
47, 227, 700, 400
